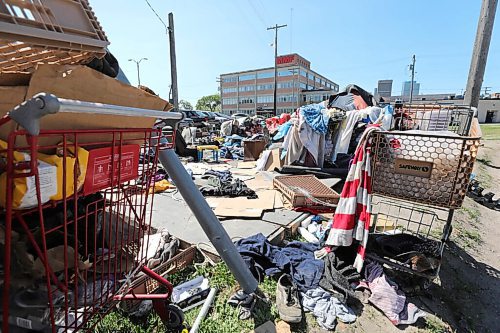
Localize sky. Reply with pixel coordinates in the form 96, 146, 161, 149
91, 0, 500, 105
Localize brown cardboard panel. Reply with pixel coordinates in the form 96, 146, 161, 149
5, 64, 174, 147
0, 86, 28, 140
394, 158, 433, 178
244, 140, 266, 161
265, 149, 284, 171
0, 73, 31, 86
206, 190, 277, 217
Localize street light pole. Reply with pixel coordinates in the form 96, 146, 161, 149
128, 58, 148, 86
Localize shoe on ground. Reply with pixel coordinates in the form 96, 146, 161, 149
276, 274, 302, 323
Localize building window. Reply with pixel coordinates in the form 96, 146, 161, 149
257, 71, 274, 79
239, 73, 256, 81
257, 95, 274, 103
300, 69, 307, 77
308, 73, 314, 80
222, 98, 237, 105
257, 83, 274, 91
278, 69, 293, 77
238, 85, 255, 92
222, 76, 237, 83
315, 77, 321, 83
277, 81, 295, 89
222, 87, 237, 93
299, 82, 307, 90
239, 97, 254, 104
277, 95, 297, 103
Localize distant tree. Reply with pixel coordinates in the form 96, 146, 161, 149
179, 99, 193, 110
196, 94, 221, 112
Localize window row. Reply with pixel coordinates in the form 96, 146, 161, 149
222, 87, 237, 93
222, 98, 238, 105
222, 76, 237, 83
239, 85, 255, 92
257, 95, 273, 103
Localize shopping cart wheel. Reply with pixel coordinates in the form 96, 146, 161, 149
165, 304, 184, 329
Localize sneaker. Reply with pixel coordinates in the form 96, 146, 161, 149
276, 274, 302, 323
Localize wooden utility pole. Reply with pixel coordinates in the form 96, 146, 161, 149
168, 12, 179, 111
464, 0, 498, 108
409, 55, 416, 104
267, 23, 287, 116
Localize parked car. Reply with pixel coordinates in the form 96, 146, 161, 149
181, 110, 209, 127
231, 113, 250, 119
214, 112, 232, 120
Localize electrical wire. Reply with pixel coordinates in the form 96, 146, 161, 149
143, 0, 168, 33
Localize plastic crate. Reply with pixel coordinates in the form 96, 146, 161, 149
0, 0, 109, 72
371, 131, 480, 209
118, 243, 197, 312
273, 175, 340, 207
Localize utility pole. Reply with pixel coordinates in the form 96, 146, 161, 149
464, 0, 498, 108
168, 12, 179, 111
267, 23, 287, 116
409, 55, 416, 104
128, 58, 148, 86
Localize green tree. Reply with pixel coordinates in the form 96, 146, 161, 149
196, 94, 221, 112
179, 99, 193, 110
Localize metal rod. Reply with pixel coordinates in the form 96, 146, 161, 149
157, 149, 258, 294
267, 24, 287, 116
190, 288, 217, 333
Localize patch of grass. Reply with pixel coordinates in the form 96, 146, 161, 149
479, 124, 500, 140
455, 224, 482, 249
420, 316, 449, 333
460, 206, 481, 223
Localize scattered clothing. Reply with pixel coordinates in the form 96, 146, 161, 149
273, 121, 293, 141
227, 290, 256, 320
359, 261, 426, 325
200, 170, 256, 198
283, 119, 304, 166
144, 231, 179, 268
333, 110, 362, 160
300, 103, 329, 134
301, 287, 356, 330
298, 113, 322, 165
235, 233, 324, 292
319, 250, 360, 302
326, 126, 381, 272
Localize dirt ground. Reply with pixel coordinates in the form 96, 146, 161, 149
325, 139, 500, 333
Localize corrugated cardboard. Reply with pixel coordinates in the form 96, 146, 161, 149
1, 64, 172, 147
265, 148, 284, 171
244, 140, 266, 161
0, 86, 28, 138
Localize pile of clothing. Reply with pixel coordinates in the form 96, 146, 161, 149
235, 233, 427, 330
220, 135, 245, 160
199, 170, 256, 198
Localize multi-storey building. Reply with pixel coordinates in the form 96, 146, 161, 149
220, 54, 339, 115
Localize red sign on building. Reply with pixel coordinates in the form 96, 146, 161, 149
276, 54, 296, 66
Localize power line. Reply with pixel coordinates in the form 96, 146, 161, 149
143, 0, 168, 33
246, 0, 267, 27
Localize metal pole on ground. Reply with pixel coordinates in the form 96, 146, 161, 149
157, 149, 258, 294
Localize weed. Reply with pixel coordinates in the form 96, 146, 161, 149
460, 207, 481, 224
421, 316, 448, 333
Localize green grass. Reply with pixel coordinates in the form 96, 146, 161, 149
420, 317, 449, 333
94, 262, 319, 333
479, 124, 500, 140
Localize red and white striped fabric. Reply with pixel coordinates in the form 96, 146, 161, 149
326, 126, 380, 272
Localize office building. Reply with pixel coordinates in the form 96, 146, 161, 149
220, 53, 339, 115
376, 79, 393, 98
402, 80, 420, 97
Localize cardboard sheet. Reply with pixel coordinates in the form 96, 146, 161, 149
205, 190, 277, 217
245, 175, 274, 191
237, 161, 257, 169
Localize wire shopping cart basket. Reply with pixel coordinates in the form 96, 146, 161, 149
0, 94, 187, 332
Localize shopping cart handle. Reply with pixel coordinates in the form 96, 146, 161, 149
8, 93, 184, 136
9, 93, 60, 136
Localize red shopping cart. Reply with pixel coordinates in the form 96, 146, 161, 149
0, 94, 185, 332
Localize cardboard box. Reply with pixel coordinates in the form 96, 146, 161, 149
0, 64, 173, 147
243, 140, 266, 161
265, 148, 284, 171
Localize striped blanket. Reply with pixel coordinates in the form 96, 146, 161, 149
325, 126, 380, 272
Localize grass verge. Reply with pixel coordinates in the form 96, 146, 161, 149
479, 124, 500, 140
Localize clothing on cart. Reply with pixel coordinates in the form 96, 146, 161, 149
235, 233, 324, 292
300, 103, 329, 134
326, 126, 381, 272
319, 250, 360, 302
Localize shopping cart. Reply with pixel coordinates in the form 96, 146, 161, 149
368, 103, 481, 281
0, 94, 186, 332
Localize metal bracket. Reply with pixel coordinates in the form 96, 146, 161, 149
9, 93, 60, 136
